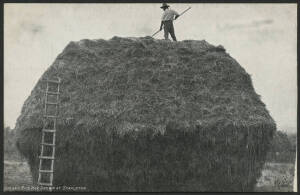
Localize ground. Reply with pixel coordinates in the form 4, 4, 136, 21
4, 160, 33, 192
4, 158, 295, 192
254, 162, 295, 192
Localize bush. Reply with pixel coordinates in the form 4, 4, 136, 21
266, 131, 296, 163
4, 127, 22, 161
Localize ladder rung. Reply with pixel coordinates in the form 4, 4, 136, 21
46, 91, 60, 95
38, 182, 53, 186
43, 129, 56, 133
41, 142, 55, 146
46, 102, 59, 105
39, 169, 54, 173
44, 115, 58, 118
39, 156, 55, 160
46, 79, 61, 84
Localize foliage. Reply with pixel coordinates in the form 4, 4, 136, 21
4, 127, 23, 161
255, 162, 295, 192
266, 131, 296, 163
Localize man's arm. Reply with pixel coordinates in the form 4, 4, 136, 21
173, 10, 180, 20
160, 21, 164, 31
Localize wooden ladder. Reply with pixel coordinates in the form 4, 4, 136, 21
38, 78, 61, 187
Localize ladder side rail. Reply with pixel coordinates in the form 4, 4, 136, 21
55, 104, 59, 119
38, 82, 49, 184
50, 81, 60, 186
50, 172, 54, 186
43, 82, 49, 129
44, 82, 49, 115
56, 82, 60, 116
50, 133, 56, 185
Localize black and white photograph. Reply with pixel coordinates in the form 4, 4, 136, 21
3, 2, 297, 192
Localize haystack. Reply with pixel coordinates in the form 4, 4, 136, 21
15, 36, 276, 192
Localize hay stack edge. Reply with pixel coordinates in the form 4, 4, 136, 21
15, 36, 276, 192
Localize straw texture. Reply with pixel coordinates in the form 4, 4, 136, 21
16, 37, 276, 191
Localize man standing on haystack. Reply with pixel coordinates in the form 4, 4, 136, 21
159, 3, 180, 41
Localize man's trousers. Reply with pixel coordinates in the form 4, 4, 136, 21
163, 20, 177, 41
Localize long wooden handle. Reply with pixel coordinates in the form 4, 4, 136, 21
151, 29, 161, 37
179, 6, 191, 16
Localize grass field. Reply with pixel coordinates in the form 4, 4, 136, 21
4, 158, 295, 192
4, 160, 33, 192
254, 162, 295, 192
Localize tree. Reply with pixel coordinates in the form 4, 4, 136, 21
4, 126, 21, 161
266, 131, 296, 163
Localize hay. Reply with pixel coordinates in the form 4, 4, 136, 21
16, 36, 276, 191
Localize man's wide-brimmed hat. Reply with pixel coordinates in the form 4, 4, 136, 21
160, 3, 170, 9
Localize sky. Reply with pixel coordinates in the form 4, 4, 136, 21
4, 3, 297, 133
